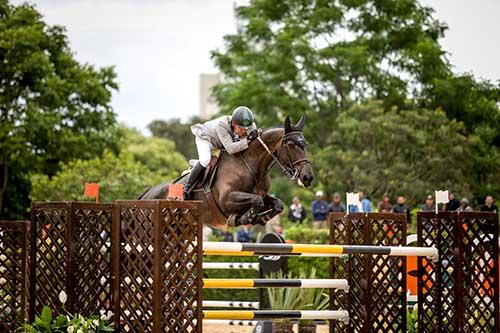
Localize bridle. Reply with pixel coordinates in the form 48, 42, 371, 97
256, 130, 310, 181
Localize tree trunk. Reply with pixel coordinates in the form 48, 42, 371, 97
0, 160, 8, 217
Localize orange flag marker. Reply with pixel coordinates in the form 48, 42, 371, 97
84, 183, 100, 203
168, 184, 184, 200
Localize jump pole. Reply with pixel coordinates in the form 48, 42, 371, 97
203, 301, 260, 309
202, 278, 349, 291
203, 310, 350, 322
203, 242, 438, 259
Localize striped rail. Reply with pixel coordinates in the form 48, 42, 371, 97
203, 310, 350, 322
202, 278, 349, 290
203, 301, 260, 309
203, 320, 258, 326
202, 262, 260, 270
203, 242, 438, 259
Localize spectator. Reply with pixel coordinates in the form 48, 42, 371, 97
348, 191, 372, 213
457, 198, 473, 212
393, 195, 411, 224
445, 192, 460, 211
311, 191, 329, 229
288, 196, 307, 224
377, 193, 393, 213
218, 230, 234, 242
237, 224, 254, 243
328, 192, 346, 213
421, 195, 435, 212
480, 195, 498, 212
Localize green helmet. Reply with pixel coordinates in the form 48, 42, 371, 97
231, 106, 255, 129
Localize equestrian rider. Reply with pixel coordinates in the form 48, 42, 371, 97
184, 106, 259, 199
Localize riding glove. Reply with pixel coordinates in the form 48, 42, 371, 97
247, 129, 259, 142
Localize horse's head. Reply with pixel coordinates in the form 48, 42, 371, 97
276, 116, 314, 188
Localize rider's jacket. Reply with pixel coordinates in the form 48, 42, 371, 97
191, 116, 256, 154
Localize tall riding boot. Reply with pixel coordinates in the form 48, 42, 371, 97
183, 162, 206, 200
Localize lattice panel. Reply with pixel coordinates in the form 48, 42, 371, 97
117, 204, 155, 333
72, 204, 113, 318
160, 202, 203, 333
0, 221, 29, 332
31, 204, 69, 317
418, 212, 499, 333
330, 213, 407, 333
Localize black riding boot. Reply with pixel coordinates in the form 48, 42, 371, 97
183, 162, 206, 200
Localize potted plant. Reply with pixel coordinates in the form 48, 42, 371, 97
267, 271, 302, 333
296, 268, 329, 333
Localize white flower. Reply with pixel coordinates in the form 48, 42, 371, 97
0, 277, 6, 285
77, 330, 83, 333
0, 254, 6, 261
92, 319, 99, 327
67, 326, 74, 333
58, 290, 67, 304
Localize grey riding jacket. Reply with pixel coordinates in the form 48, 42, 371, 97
191, 115, 256, 155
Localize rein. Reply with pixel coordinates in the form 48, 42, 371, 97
256, 131, 310, 181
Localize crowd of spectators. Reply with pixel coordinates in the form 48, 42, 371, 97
204, 192, 497, 242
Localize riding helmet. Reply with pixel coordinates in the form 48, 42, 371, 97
231, 106, 255, 129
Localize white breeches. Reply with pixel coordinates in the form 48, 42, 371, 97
195, 137, 213, 167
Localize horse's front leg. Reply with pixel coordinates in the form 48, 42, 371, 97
253, 195, 284, 226
225, 191, 265, 226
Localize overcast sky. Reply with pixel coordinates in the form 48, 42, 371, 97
15, 0, 500, 132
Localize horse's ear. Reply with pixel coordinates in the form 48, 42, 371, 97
296, 115, 305, 131
284, 116, 292, 133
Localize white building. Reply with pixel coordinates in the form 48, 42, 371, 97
199, 73, 221, 120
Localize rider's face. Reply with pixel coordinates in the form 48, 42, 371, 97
233, 123, 248, 137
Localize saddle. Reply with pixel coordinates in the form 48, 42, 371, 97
174, 154, 230, 228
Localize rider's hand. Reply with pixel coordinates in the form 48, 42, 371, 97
247, 129, 259, 143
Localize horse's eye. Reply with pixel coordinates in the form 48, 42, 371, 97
287, 141, 296, 148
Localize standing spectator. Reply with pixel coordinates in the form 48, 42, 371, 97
445, 192, 460, 211
328, 192, 346, 213
288, 196, 307, 224
360, 191, 372, 212
348, 191, 372, 213
377, 193, 393, 213
237, 224, 254, 243
393, 195, 411, 224
481, 195, 498, 212
457, 198, 473, 212
421, 195, 435, 212
311, 191, 329, 229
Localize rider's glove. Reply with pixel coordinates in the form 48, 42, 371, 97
247, 129, 259, 143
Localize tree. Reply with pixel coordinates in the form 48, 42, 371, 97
315, 101, 475, 205
211, 0, 450, 130
0, 1, 119, 218
211, 0, 500, 202
30, 129, 187, 202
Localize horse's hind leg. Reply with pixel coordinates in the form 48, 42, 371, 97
225, 191, 265, 226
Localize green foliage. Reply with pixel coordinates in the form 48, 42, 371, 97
211, 0, 500, 206
0, 1, 119, 218
211, 0, 449, 126
30, 129, 186, 202
21, 305, 114, 332
407, 306, 418, 333
315, 101, 475, 206
284, 224, 329, 245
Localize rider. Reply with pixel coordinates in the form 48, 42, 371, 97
184, 106, 259, 200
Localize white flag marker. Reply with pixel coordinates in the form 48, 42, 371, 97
346, 192, 360, 214
435, 190, 449, 214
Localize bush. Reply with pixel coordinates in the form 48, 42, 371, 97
22, 306, 114, 332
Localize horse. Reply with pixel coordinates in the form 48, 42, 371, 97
139, 116, 313, 229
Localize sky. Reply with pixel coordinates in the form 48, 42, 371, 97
13, 0, 500, 132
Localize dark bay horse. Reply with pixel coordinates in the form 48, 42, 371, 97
139, 116, 313, 228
